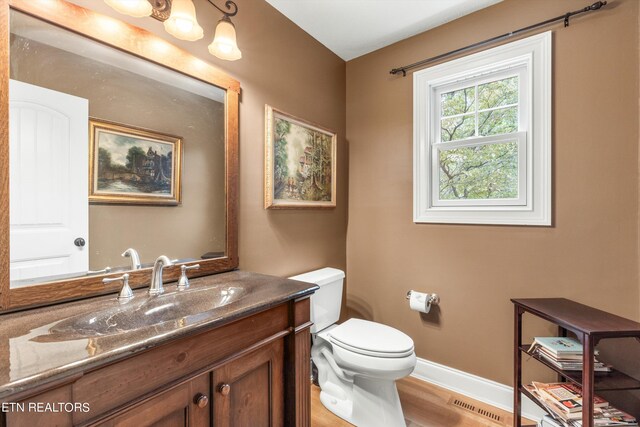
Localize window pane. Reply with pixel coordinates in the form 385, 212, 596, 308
439, 142, 518, 200
478, 76, 518, 110
478, 106, 518, 136
440, 86, 475, 117
441, 114, 475, 142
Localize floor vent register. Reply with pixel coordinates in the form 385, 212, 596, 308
448, 397, 504, 424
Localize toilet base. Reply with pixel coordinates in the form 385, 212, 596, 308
319, 376, 406, 427
319, 389, 353, 422
311, 324, 414, 427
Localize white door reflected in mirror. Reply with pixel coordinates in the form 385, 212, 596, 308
9, 79, 89, 285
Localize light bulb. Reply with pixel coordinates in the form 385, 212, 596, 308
218, 44, 232, 54
174, 18, 194, 33
164, 0, 203, 41
104, 0, 152, 18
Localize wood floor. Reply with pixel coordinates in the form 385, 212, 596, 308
311, 377, 536, 427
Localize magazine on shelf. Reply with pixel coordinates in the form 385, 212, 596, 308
535, 349, 612, 372
537, 348, 584, 362
524, 385, 568, 424
592, 406, 639, 426
525, 383, 638, 427
524, 384, 582, 421
533, 382, 608, 413
528, 337, 600, 357
536, 346, 602, 363
537, 348, 583, 361
571, 408, 639, 427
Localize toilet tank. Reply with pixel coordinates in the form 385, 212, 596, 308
289, 268, 345, 333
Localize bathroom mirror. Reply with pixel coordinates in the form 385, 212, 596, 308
0, 0, 239, 310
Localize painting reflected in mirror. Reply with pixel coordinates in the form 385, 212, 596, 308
90, 119, 182, 206
9, 9, 227, 288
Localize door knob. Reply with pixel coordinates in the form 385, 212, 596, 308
194, 393, 208, 408
218, 383, 230, 396
74, 237, 86, 247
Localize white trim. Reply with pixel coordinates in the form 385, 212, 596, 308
413, 31, 552, 226
410, 357, 546, 422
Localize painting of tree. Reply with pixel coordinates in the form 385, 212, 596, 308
98, 147, 112, 171
273, 118, 290, 198
266, 107, 336, 208
126, 146, 146, 173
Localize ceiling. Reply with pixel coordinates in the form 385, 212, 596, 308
265, 0, 502, 61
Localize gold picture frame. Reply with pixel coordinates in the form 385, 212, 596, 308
264, 105, 337, 209
89, 119, 182, 205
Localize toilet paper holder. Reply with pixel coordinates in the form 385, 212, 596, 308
406, 291, 440, 306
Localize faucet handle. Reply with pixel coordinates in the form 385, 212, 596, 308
103, 273, 133, 302
88, 266, 112, 275
177, 264, 200, 291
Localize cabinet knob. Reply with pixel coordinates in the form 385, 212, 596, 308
194, 393, 208, 408
218, 383, 231, 396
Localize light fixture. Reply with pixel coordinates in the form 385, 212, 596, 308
104, 0, 153, 18
208, 15, 241, 61
164, 0, 204, 41
104, 0, 242, 61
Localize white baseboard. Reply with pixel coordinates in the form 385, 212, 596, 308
411, 357, 546, 422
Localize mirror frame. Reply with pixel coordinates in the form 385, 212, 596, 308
0, 0, 239, 311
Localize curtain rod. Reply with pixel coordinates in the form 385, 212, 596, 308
389, 1, 607, 77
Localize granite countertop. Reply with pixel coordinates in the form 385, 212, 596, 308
0, 270, 317, 399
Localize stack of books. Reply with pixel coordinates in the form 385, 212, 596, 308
528, 337, 612, 372
525, 382, 638, 427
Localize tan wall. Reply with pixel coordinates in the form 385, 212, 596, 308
65, 0, 348, 276
345, 0, 639, 394
10, 35, 226, 269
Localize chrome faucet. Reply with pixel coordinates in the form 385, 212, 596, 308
149, 255, 173, 295
121, 248, 141, 270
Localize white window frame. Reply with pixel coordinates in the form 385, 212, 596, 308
413, 32, 552, 226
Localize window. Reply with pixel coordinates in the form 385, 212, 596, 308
414, 32, 551, 225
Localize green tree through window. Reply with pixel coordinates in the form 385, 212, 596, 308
438, 76, 519, 200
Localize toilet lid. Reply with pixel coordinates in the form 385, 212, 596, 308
328, 319, 414, 358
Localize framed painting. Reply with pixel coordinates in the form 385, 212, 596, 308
264, 105, 337, 209
89, 119, 182, 205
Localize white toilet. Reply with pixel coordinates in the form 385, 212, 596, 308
290, 268, 416, 427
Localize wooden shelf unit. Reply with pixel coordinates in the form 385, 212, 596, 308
512, 298, 640, 427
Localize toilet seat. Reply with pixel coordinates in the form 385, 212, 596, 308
328, 319, 414, 358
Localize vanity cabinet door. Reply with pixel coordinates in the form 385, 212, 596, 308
213, 339, 284, 427
95, 372, 210, 427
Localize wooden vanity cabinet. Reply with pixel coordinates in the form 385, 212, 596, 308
1, 297, 311, 427
97, 340, 284, 427
96, 372, 211, 427
213, 339, 284, 427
